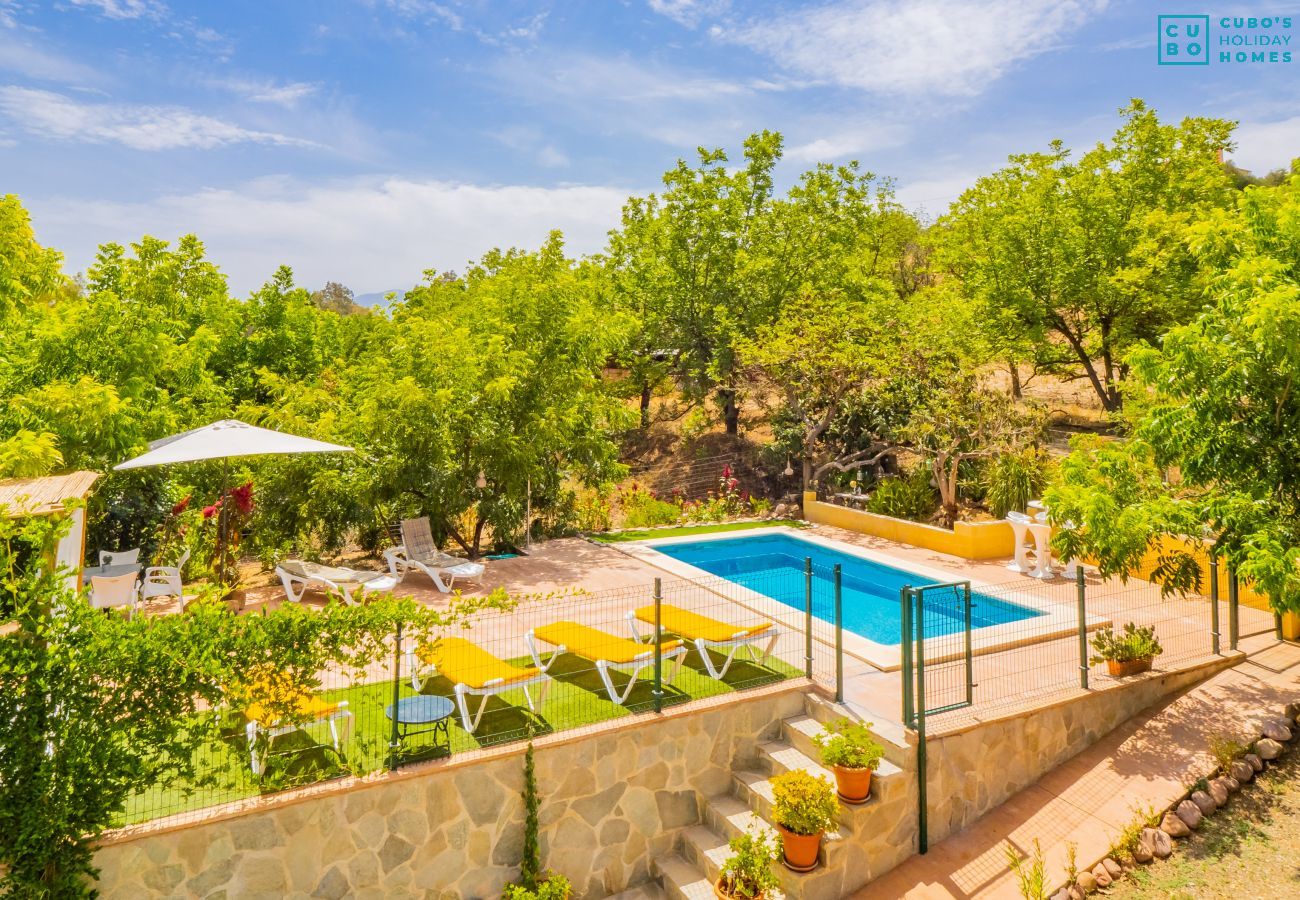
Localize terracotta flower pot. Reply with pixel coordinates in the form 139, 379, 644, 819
777, 823, 822, 872
833, 764, 873, 804
1106, 657, 1152, 677
714, 879, 766, 900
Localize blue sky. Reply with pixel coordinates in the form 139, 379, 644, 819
3, 0, 1299, 296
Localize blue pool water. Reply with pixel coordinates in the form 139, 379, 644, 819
651, 532, 1043, 645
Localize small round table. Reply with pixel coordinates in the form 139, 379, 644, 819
385, 695, 454, 759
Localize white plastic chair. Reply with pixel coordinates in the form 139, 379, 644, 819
90, 572, 139, 619
99, 548, 140, 567
140, 548, 190, 608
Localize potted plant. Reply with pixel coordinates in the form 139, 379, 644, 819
1090, 623, 1163, 677
813, 717, 884, 804
769, 769, 839, 872
714, 825, 781, 899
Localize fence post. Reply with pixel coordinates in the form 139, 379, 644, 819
914, 586, 928, 855
833, 564, 844, 703
804, 557, 814, 681
388, 621, 403, 771
1076, 566, 1089, 691
900, 585, 914, 727
1228, 567, 1240, 651
963, 583, 974, 707
653, 578, 664, 714
1209, 554, 1221, 656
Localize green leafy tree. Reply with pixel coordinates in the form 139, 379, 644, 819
937, 100, 1235, 412
1046, 172, 1300, 610
604, 131, 916, 434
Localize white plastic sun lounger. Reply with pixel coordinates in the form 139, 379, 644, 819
276, 560, 399, 606
385, 517, 486, 592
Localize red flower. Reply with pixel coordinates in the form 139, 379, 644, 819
728, 478, 739, 490
201, 502, 221, 520
171, 495, 191, 517
228, 481, 255, 516
722, 465, 732, 479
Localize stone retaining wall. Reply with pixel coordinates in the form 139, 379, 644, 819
923, 653, 1242, 844
93, 683, 808, 899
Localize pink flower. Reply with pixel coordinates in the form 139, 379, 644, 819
722, 465, 732, 480
728, 478, 739, 490
202, 502, 221, 520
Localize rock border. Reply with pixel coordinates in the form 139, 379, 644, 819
1049, 699, 1298, 899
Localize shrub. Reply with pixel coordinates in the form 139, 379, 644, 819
866, 466, 938, 522
985, 448, 1052, 518
749, 496, 774, 517
769, 769, 838, 836
813, 718, 884, 771
618, 483, 680, 528
502, 874, 572, 900
717, 826, 781, 898
1005, 838, 1047, 900
572, 487, 613, 533
1209, 734, 1248, 771
1089, 623, 1163, 664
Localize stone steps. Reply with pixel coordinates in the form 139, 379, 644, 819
605, 881, 668, 900
648, 692, 917, 900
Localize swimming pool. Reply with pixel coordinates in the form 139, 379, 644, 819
648, 532, 1044, 645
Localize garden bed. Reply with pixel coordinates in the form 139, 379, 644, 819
590, 518, 806, 544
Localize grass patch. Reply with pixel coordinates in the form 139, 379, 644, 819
121, 644, 799, 825
591, 519, 807, 543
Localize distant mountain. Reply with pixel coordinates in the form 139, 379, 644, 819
354, 289, 404, 308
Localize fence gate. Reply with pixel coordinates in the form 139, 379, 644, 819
900, 580, 974, 854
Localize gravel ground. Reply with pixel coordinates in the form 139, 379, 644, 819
1108, 745, 1300, 899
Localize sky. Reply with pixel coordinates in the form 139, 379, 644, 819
3, 0, 1299, 297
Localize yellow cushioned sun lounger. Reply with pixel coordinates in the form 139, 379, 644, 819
525, 620, 686, 705
408, 636, 555, 733
629, 604, 781, 679
240, 677, 352, 775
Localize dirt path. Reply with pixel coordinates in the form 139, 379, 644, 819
1108, 744, 1300, 900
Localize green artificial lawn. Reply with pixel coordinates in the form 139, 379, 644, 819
122, 644, 800, 825
591, 519, 807, 543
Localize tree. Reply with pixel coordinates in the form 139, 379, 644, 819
740, 291, 900, 489
311, 281, 368, 316
904, 375, 1043, 528
937, 100, 1235, 412
0, 194, 68, 319
1046, 172, 1300, 611
603, 131, 916, 435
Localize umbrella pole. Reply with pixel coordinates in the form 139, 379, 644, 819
217, 458, 229, 592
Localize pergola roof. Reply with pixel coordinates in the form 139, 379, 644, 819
0, 471, 100, 518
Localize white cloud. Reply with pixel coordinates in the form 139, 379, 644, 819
0, 86, 313, 150
210, 77, 321, 108
28, 176, 637, 295
785, 122, 911, 162
0, 31, 104, 85
720, 0, 1107, 97
647, 0, 730, 27
1233, 116, 1300, 175
68, 0, 165, 20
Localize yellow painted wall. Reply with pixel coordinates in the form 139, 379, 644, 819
1126, 533, 1272, 612
802, 492, 1015, 560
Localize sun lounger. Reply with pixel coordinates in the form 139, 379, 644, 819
242, 679, 352, 775
385, 516, 486, 592
276, 559, 399, 606
407, 636, 557, 733
525, 620, 685, 705
628, 604, 780, 679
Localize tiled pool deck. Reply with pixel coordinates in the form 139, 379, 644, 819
197, 522, 1276, 736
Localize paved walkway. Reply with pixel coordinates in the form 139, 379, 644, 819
854, 637, 1300, 899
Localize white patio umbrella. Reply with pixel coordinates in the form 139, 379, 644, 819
115, 419, 352, 586
114, 419, 351, 471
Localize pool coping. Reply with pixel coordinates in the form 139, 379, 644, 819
618, 525, 1110, 673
